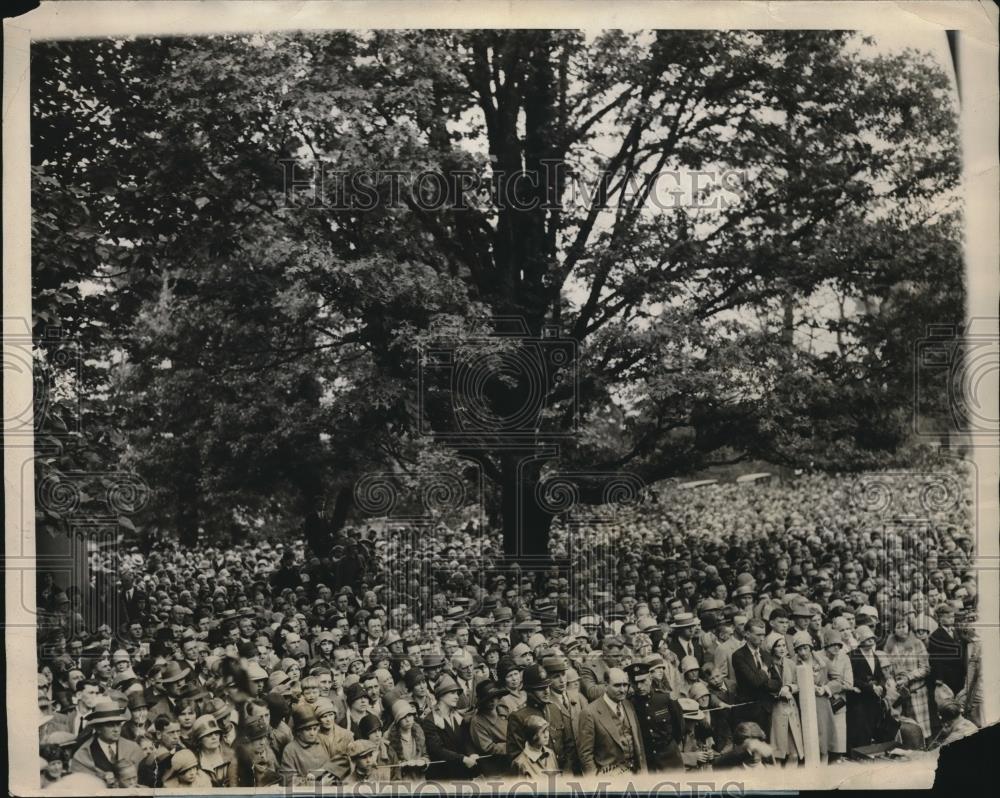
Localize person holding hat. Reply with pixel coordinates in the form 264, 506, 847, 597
846, 624, 892, 750
468, 681, 510, 777
577, 667, 647, 776
190, 714, 236, 786
676, 697, 716, 769
233, 716, 280, 787
162, 748, 213, 788
507, 664, 579, 774
386, 700, 430, 782
420, 673, 481, 780
279, 704, 338, 786
626, 662, 685, 771
69, 699, 145, 785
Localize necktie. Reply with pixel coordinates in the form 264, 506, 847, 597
753, 650, 762, 671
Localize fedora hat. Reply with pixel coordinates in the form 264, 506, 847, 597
205, 698, 233, 724
421, 652, 446, 670
86, 700, 129, 726
159, 661, 191, 684
240, 716, 270, 742
126, 692, 149, 711
540, 655, 568, 674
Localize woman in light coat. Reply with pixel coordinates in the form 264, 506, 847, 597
790, 631, 837, 760
820, 627, 854, 760
765, 633, 803, 765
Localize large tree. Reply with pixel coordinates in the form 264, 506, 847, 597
32, 31, 962, 558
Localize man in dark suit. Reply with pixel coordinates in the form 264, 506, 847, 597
577, 667, 647, 775
731, 619, 780, 737
926, 605, 966, 733
118, 571, 147, 625
667, 613, 705, 666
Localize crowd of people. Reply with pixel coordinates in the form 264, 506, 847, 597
34, 464, 983, 789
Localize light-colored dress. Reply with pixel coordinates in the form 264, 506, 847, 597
823, 649, 853, 754
769, 658, 803, 761
789, 652, 837, 756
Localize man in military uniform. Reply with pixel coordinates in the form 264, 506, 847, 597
625, 662, 684, 771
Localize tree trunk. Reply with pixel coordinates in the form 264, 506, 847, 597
499, 449, 555, 561
327, 483, 354, 534
177, 447, 201, 548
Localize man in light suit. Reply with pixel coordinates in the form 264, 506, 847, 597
577, 667, 647, 775
70, 700, 146, 784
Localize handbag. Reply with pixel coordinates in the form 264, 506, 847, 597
830, 694, 846, 713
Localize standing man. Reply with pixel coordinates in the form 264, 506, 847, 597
926, 604, 966, 732
731, 619, 780, 736
70, 700, 145, 785
667, 613, 704, 666
625, 662, 684, 771
577, 667, 647, 776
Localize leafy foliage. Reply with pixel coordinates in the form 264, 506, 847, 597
31, 31, 963, 555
